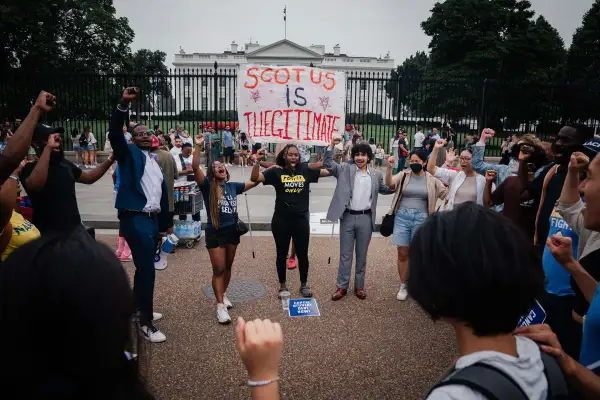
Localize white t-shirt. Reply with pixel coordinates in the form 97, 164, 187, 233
174, 153, 193, 182
414, 131, 425, 148
427, 336, 548, 400
170, 146, 182, 157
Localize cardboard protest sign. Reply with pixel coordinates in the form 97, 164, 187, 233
517, 300, 546, 328
238, 65, 346, 146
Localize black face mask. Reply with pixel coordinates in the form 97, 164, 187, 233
410, 163, 423, 173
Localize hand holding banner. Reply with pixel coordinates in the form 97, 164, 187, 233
238, 65, 346, 146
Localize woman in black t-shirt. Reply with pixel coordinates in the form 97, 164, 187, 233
250, 145, 330, 298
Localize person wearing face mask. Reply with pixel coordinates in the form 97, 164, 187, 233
482, 137, 548, 240
385, 149, 447, 301
428, 139, 487, 210
191, 135, 260, 324
250, 145, 331, 299
108, 88, 171, 344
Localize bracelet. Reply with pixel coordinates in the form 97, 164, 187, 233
9, 175, 20, 183
247, 377, 278, 387
116, 103, 130, 112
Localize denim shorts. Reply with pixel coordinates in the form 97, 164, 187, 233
392, 207, 428, 247
86, 144, 95, 151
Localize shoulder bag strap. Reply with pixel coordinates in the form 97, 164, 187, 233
389, 173, 407, 214
534, 164, 559, 245
540, 351, 570, 398
427, 363, 529, 400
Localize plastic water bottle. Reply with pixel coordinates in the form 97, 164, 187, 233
154, 234, 178, 271
280, 291, 290, 311
174, 188, 179, 203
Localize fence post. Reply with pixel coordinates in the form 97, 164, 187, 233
478, 78, 488, 131
394, 73, 401, 134
213, 62, 219, 133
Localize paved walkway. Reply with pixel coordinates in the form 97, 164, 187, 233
97, 234, 457, 400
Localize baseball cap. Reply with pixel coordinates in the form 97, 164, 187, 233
33, 124, 64, 142
151, 135, 159, 148
583, 137, 600, 159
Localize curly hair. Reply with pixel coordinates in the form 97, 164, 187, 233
275, 144, 299, 168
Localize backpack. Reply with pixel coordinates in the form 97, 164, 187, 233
427, 351, 570, 400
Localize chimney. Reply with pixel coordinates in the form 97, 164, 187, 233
231, 41, 238, 53
333, 44, 340, 56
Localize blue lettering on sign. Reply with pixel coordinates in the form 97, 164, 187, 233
288, 298, 320, 317
517, 300, 547, 328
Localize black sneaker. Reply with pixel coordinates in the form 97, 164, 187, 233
139, 322, 166, 343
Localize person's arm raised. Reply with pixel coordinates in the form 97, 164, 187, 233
483, 170, 496, 209
109, 87, 138, 162
0, 91, 55, 185
323, 137, 342, 178
24, 134, 60, 192
78, 154, 115, 184
250, 151, 267, 183
192, 135, 206, 184
561, 152, 588, 206
427, 139, 446, 175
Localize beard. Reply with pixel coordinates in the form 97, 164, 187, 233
50, 148, 65, 162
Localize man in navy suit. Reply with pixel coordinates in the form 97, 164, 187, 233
109, 88, 170, 343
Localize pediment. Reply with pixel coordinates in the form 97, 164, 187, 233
246, 39, 323, 59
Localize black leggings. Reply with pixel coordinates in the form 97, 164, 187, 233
272, 211, 310, 285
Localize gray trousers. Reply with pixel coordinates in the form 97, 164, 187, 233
337, 213, 373, 290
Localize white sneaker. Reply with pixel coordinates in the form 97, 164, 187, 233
133, 311, 163, 322
217, 303, 231, 324
139, 323, 166, 343
396, 284, 408, 301
223, 293, 233, 309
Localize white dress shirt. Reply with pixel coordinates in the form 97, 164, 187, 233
414, 131, 425, 148
349, 166, 372, 211
140, 150, 163, 212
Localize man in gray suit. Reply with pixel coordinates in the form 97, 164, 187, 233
323, 138, 392, 300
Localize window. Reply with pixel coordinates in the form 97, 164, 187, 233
359, 100, 366, 114
219, 98, 227, 110
202, 97, 208, 111
219, 77, 226, 87
360, 80, 367, 90
183, 77, 190, 87
184, 97, 191, 110
201, 77, 208, 87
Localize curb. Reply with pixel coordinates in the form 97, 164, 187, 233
83, 220, 384, 231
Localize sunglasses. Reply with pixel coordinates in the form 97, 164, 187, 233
133, 130, 153, 138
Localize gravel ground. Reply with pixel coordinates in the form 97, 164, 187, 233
98, 234, 458, 400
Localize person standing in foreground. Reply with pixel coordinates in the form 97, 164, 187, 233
411, 204, 565, 399
386, 150, 447, 301
21, 125, 114, 235
324, 139, 391, 301
109, 88, 170, 343
250, 145, 331, 299
192, 135, 260, 324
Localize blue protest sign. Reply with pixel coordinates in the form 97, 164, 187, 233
288, 298, 320, 317
517, 300, 546, 328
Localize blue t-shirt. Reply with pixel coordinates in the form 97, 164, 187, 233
581, 284, 600, 374
542, 209, 579, 296
114, 164, 120, 192
223, 131, 233, 148
199, 176, 244, 230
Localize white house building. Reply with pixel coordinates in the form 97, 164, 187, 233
171, 39, 395, 116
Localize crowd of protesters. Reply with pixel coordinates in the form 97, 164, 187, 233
3, 88, 600, 399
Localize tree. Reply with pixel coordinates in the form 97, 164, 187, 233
0, 0, 135, 119
123, 49, 172, 113
415, 0, 567, 130
564, 0, 600, 122
384, 51, 429, 117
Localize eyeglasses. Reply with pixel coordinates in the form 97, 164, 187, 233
459, 156, 472, 161
133, 130, 152, 138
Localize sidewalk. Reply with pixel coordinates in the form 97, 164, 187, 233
73, 153, 500, 230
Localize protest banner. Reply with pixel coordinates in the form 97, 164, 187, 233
238, 65, 346, 146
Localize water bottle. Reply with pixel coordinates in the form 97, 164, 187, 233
280, 290, 291, 311
174, 187, 179, 203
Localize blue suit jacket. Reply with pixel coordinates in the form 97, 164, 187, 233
109, 107, 170, 232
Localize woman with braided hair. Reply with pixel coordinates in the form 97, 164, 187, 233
191, 135, 260, 324
250, 144, 331, 299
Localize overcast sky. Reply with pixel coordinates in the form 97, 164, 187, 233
113, 0, 594, 68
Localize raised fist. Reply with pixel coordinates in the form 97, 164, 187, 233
46, 133, 61, 151
34, 91, 56, 113
568, 152, 589, 173
485, 170, 497, 182
387, 155, 396, 167
480, 128, 495, 142
195, 135, 205, 146
434, 139, 447, 148
122, 87, 139, 103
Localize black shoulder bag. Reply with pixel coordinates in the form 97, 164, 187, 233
380, 173, 407, 237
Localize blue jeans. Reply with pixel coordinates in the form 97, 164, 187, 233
120, 212, 159, 325
392, 207, 427, 247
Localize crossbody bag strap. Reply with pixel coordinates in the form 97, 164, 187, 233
389, 173, 408, 215
534, 164, 559, 245
540, 351, 569, 398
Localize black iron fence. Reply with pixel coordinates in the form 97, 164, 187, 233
1, 65, 598, 157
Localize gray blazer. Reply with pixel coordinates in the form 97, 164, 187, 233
323, 148, 392, 228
